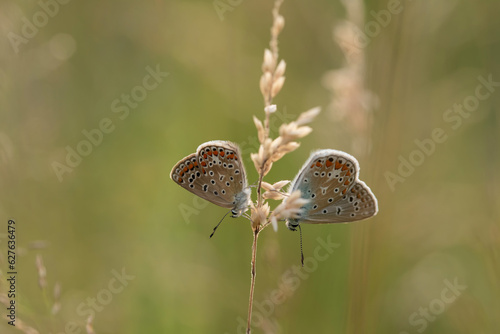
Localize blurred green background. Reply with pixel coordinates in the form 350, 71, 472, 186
1, 0, 499, 333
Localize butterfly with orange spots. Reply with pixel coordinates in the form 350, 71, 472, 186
171, 141, 251, 218
285, 149, 378, 231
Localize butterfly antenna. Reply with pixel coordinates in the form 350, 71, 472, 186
210, 210, 231, 238
298, 224, 304, 267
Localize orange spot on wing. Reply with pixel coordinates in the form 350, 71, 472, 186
342, 164, 349, 171
310, 164, 315, 168
207, 151, 212, 156
194, 162, 199, 167
326, 160, 333, 167
342, 188, 347, 195
178, 177, 183, 183
219, 151, 225, 157
227, 154, 234, 159
188, 164, 194, 170
335, 161, 342, 169
203, 154, 207, 159
183, 167, 188, 172
346, 171, 351, 176
234, 155, 238, 160
316, 161, 322, 167
344, 180, 350, 186
214, 151, 218, 156
201, 161, 207, 167
202, 168, 206, 174
180, 171, 184, 176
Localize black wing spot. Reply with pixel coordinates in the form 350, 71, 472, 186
209, 171, 214, 176
321, 172, 326, 177
328, 198, 333, 203
339, 177, 343, 182
226, 182, 230, 187
235, 170, 240, 174
213, 191, 219, 196
313, 205, 318, 209
189, 184, 194, 188
349, 197, 354, 203
311, 193, 316, 198
322, 209, 328, 214
334, 188, 339, 193
203, 185, 208, 192
211, 180, 216, 185
350, 213, 355, 217
221, 189, 226, 195
336, 207, 341, 215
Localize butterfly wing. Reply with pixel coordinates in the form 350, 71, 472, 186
289, 149, 378, 224
170, 141, 250, 215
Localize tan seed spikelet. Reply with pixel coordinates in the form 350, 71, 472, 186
274, 60, 286, 78
296, 107, 321, 126
262, 180, 289, 200
263, 191, 285, 201
262, 49, 276, 73
260, 72, 273, 98
253, 116, 266, 144
260, 181, 274, 191
271, 76, 286, 98
36, 254, 47, 290
250, 203, 270, 230
271, 180, 290, 190
270, 190, 309, 225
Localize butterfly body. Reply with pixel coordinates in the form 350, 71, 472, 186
286, 149, 378, 230
170, 141, 251, 217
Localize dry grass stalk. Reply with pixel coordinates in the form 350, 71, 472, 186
323, 0, 378, 157
245, 1, 321, 332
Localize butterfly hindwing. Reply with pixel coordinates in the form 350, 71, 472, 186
288, 149, 378, 225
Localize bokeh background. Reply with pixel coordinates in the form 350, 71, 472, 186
1, 0, 499, 333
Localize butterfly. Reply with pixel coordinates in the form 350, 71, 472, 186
285, 149, 378, 231
170, 141, 251, 219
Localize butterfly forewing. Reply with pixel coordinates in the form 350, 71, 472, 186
289, 149, 378, 225
171, 141, 250, 215
196, 141, 248, 207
